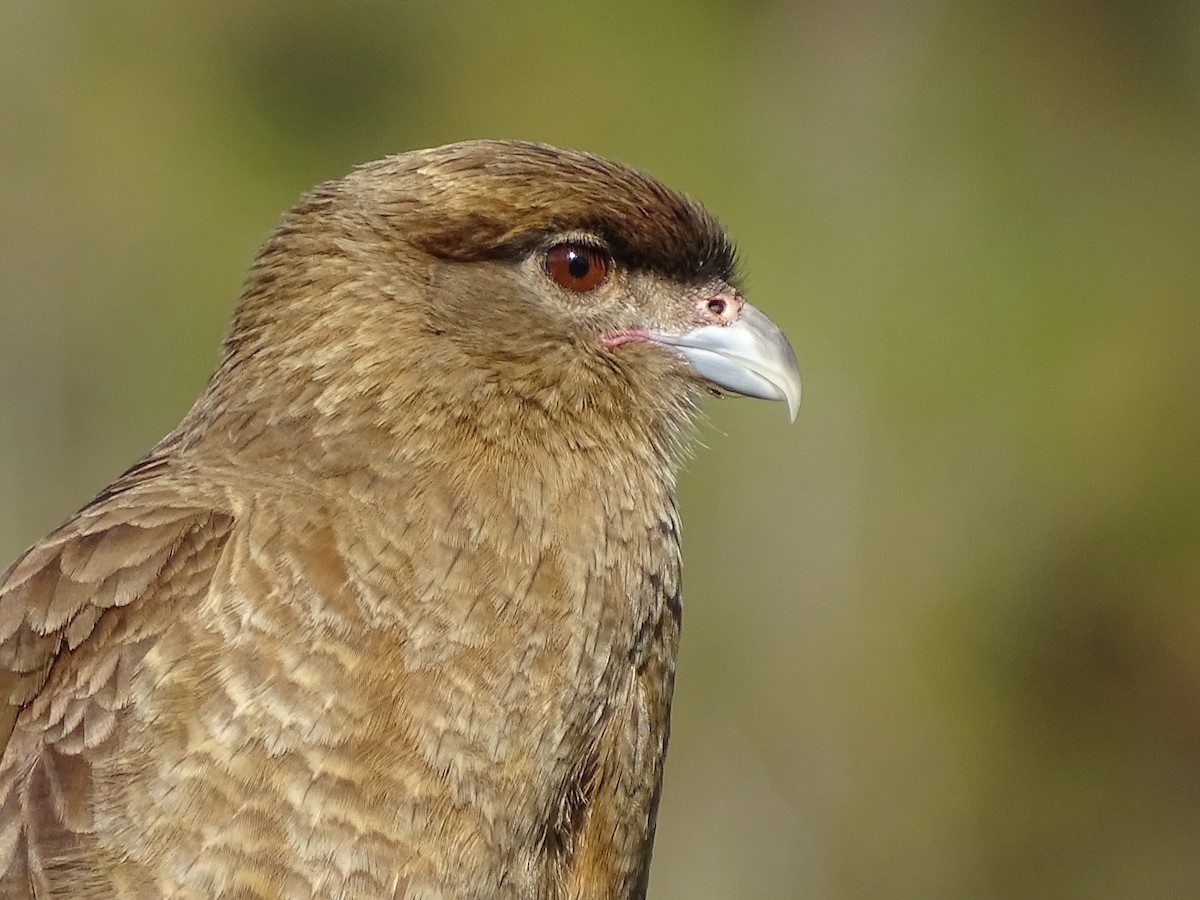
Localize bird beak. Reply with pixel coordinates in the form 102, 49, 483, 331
648, 303, 802, 422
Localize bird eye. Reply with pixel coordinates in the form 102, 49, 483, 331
544, 242, 610, 293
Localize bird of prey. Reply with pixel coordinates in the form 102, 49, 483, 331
0, 140, 801, 899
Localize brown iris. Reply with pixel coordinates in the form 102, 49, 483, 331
544, 242, 610, 293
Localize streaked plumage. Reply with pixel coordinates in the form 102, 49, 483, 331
0, 141, 799, 898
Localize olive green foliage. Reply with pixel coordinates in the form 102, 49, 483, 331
1, 2, 1198, 897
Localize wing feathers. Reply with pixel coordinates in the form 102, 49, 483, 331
0, 508, 216, 692
0, 491, 233, 897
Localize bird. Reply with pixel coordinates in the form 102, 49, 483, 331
0, 140, 800, 899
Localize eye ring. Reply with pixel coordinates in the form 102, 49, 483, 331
544, 242, 611, 293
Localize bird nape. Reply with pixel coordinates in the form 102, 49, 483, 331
0, 140, 800, 900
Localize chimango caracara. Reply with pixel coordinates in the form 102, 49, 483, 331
0, 140, 800, 899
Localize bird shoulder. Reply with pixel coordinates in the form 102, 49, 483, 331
0, 458, 233, 895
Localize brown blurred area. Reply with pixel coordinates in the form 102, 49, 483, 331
2, 2, 1199, 897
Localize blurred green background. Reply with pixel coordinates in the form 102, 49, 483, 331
2, 2, 1199, 897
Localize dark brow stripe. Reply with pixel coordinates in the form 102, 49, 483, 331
415, 212, 737, 286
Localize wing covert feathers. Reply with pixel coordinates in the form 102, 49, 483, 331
0, 486, 232, 897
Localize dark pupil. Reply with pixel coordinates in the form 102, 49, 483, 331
566, 251, 591, 279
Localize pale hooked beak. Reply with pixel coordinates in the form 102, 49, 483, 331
648, 303, 802, 421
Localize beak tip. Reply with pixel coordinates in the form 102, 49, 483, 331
781, 375, 802, 423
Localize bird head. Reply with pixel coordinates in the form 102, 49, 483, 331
210, 141, 799, 462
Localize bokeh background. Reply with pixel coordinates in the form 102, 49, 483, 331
2, 2, 1199, 897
